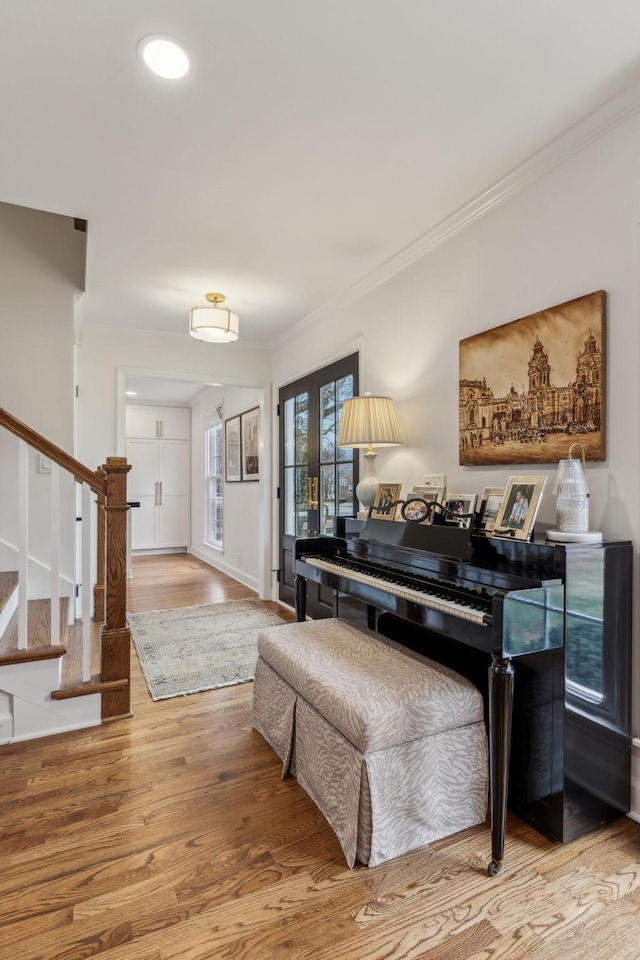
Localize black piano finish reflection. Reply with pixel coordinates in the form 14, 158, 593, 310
294, 518, 632, 876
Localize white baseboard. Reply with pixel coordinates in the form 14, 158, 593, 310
188, 546, 259, 594
0, 716, 100, 745
132, 547, 188, 557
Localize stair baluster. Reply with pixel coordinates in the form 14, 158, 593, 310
18, 440, 28, 651
0, 406, 131, 737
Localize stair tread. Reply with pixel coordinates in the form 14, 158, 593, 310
0, 597, 70, 657
0, 571, 19, 617
60, 618, 103, 689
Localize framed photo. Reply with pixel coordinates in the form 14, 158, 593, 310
240, 407, 260, 481
372, 483, 402, 521
441, 493, 478, 528
412, 485, 445, 506
401, 497, 430, 523
476, 486, 505, 537
224, 416, 241, 482
493, 476, 547, 541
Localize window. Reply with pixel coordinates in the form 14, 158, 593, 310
206, 423, 223, 547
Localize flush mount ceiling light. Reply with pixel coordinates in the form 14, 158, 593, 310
189, 293, 239, 343
137, 35, 189, 79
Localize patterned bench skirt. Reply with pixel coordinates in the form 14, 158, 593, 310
252, 618, 488, 867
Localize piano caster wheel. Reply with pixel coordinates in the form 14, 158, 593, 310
487, 860, 501, 877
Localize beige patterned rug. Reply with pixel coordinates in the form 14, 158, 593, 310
128, 600, 286, 701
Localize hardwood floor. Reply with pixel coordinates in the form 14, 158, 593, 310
1, 553, 639, 959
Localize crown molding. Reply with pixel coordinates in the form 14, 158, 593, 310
274, 76, 640, 349
86, 320, 263, 350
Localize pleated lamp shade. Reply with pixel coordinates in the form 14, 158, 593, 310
337, 394, 401, 453
337, 394, 401, 511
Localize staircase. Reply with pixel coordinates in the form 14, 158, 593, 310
0, 406, 132, 745
0, 588, 101, 742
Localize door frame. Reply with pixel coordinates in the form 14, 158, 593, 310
277, 351, 360, 614
270, 340, 364, 604
116, 367, 272, 600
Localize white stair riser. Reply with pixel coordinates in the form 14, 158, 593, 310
0, 659, 101, 744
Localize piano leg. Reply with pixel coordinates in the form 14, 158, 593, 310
295, 575, 307, 622
488, 655, 515, 877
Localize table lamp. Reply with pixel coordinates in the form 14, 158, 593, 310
337, 393, 401, 514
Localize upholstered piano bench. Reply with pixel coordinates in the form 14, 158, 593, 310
252, 618, 488, 867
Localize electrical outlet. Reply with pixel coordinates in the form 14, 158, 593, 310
423, 474, 446, 488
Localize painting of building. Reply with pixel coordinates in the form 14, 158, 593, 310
459, 291, 605, 465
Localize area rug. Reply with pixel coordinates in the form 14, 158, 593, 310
128, 600, 286, 701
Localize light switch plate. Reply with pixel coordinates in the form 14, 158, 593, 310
423, 474, 446, 488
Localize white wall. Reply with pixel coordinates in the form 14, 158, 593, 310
189, 385, 263, 592
76, 323, 269, 470
75, 324, 271, 595
0, 200, 85, 447
0, 201, 86, 584
273, 106, 640, 542
271, 102, 640, 810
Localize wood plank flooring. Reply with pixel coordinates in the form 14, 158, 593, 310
1, 553, 639, 959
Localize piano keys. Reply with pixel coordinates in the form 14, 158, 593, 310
294, 517, 632, 876
303, 554, 492, 625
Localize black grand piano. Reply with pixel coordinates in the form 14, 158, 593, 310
294, 516, 632, 875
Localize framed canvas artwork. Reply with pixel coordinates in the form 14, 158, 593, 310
225, 416, 241, 482
459, 291, 605, 466
241, 407, 260, 481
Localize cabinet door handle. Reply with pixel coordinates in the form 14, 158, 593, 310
159, 420, 163, 438
159, 481, 163, 505
154, 481, 159, 506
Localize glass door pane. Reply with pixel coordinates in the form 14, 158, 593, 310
319, 374, 354, 535
279, 353, 358, 616
283, 394, 310, 536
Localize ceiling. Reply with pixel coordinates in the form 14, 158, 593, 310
3, 2, 640, 347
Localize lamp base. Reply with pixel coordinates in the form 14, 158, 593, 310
355, 450, 379, 511
546, 529, 603, 543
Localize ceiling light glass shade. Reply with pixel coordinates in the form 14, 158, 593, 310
138, 36, 189, 79
189, 303, 239, 343
337, 395, 401, 453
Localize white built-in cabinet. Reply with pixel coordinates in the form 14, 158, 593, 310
125, 405, 191, 550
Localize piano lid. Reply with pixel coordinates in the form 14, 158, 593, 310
359, 517, 475, 562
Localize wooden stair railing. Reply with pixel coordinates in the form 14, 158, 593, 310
0, 406, 132, 722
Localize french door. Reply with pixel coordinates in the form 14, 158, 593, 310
278, 353, 359, 617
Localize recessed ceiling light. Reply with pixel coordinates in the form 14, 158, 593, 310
137, 35, 189, 80
125, 391, 137, 396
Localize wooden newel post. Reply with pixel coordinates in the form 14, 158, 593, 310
101, 456, 132, 720
93, 467, 106, 624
